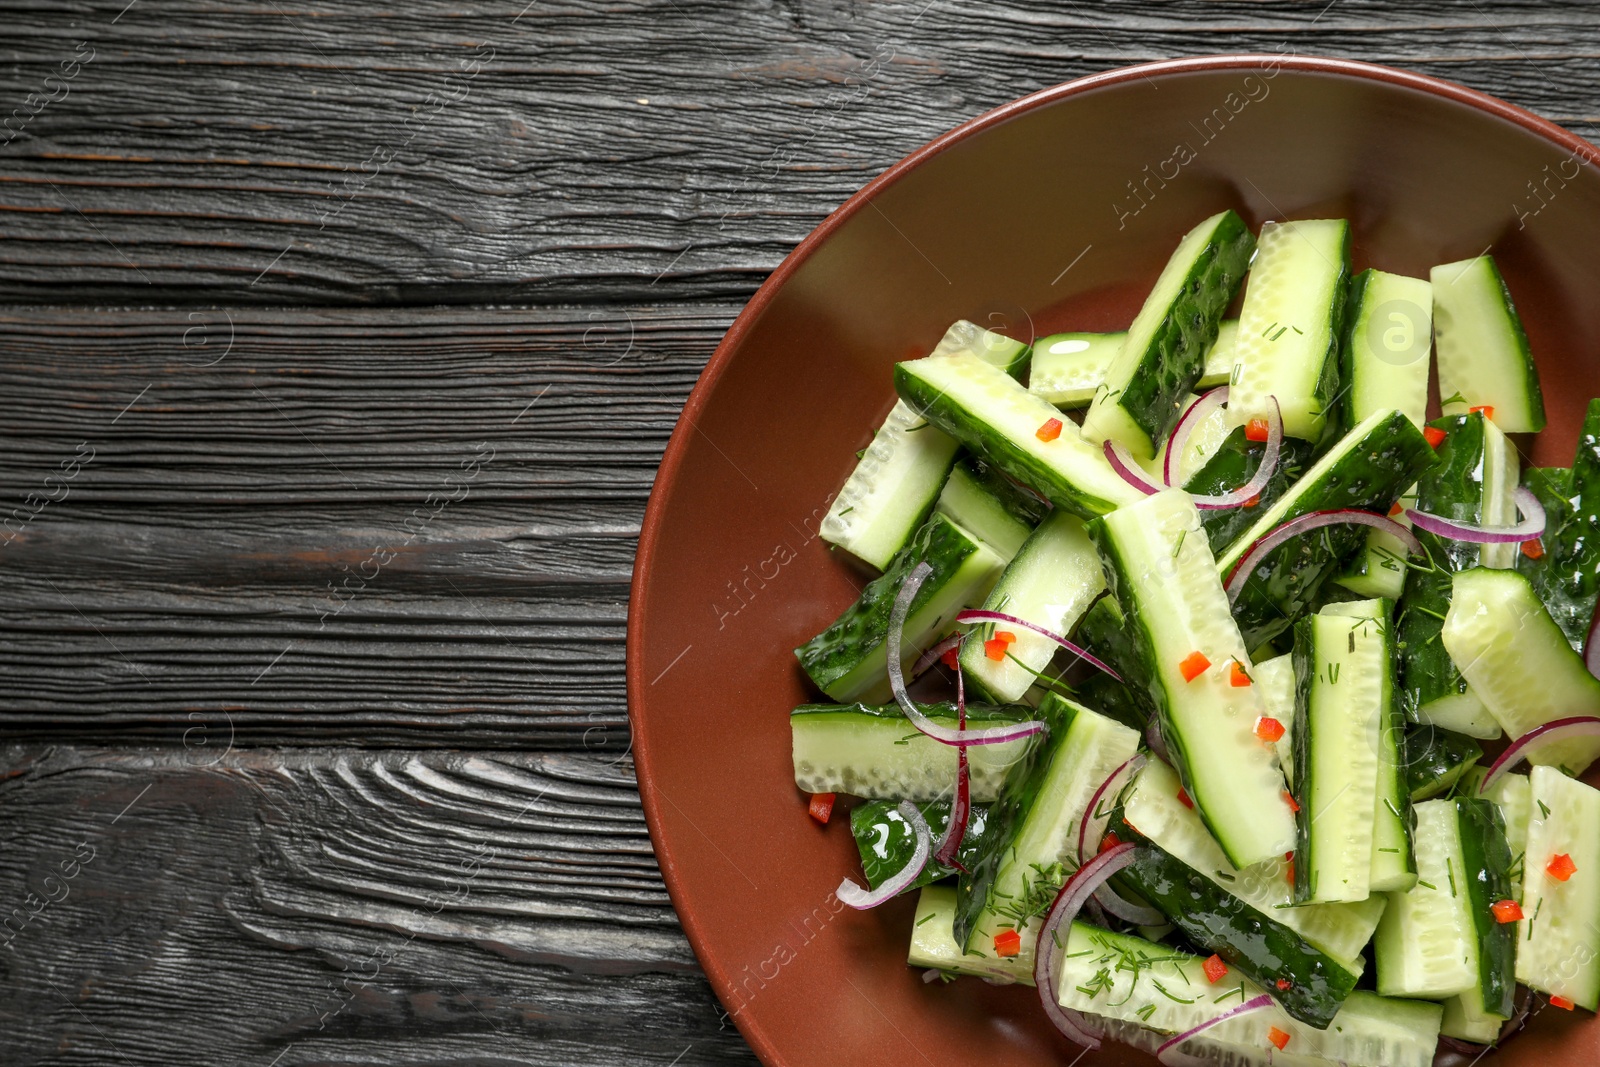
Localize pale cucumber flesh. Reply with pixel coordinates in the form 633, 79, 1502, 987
1516, 765, 1600, 1009
1028, 331, 1125, 408
790, 705, 1034, 801
1373, 800, 1478, 999
907, 884, 1034, 984
1432, 255, 1546, 433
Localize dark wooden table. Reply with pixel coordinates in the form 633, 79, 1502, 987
3, 3, 1597, 1063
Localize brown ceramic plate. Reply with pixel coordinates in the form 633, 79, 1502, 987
628, 55, 1600, 1067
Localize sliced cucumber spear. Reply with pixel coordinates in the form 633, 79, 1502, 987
1432, 254, 1546, 433
1254, 652, 1298, 787
1028, 331, 1127, 408
1089, 488, 1296, 868
1217, 408, 1437, 653
1517, 765, 1600, 1010
1080, 209, 1255, 461
850, 799, 991, 896
895, 345, 1145, 518
790, 700, 1037, 801
796, 512, 1006, 703
1402, 725, 1483, 801
1442, 567, 1600, 775
1228, 218, 1352, 442
932, 455, 1040, 560
1518, 400, 1600, 648
958, 510, 1105, 704
1182, 427, 1316, 554
820, 321, 1030, 570
907, 884, 1034, 984
955, 696, 1139, 951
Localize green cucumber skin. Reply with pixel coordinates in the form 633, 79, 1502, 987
1228, 412, 1437, 651
1517, 402, 1600, 648
893, 364, 1125, 519
1110, 821, 1359, 1030
1402, 726, 1483, 802
1105, 210, 1255, 449
795, 513, 976, 698
1070, 596, 1156, 732
953, 695, 1076, 947
1183, 427, 1316, 553
1455, 797, 1517, 1019
850, 800, 991, 894
963, 453, 1050, 526
1397, 414, 1496, 715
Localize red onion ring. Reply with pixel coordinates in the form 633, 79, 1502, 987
1225, 509, 1423, 603
952, 609, 1123, 682
933, 658, 972, 871
1190, 397, 1283, 510
1406, 487, 1545, 545
1164, 387, 1230, 488
1104, 440, 1164, 496
921, 968, 941, 984
836, 800, 930, 909
1477, 716, 1600, 794
1034, 843, 1144, 1050
1145, 717, 1171, 764
1094, 881, 1166, 925
887, 563, 1049, 747
1155, 993, 1275, 1067
910, 633, 962, 679
1076, 754, 1149, 865
1585, 600, 1600, 681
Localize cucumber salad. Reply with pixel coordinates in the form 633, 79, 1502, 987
789, 209, 1600, 1066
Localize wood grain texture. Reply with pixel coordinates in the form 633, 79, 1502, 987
0, 1, 1597, 304
6, 1, 1600, 1064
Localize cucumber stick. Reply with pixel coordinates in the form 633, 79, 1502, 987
1090, 488, 1295, 868
895, 348, 1144, 518
1121, 759, 1385, 969
959, 510, 1105, 703
1517, 765, 1600, 1010
1396, 412, 1518, 724
1255, 652, 1297, 788
1218, 408, 1437, 652
1432, 255, 1546, 433
1228, 219, 1351, 442
1518, 401, 1600, 648
1028, 331, 1127, 408
1199, 319, 1240, 389
1082, 209, 1255, 461
933, 456, 1037, 560
789, 702, 1035, 801
820, 321, 1029, 569
1059, 926, 1441, 1067
907, 884, 1033, 984
1403, 725, 1483, 802
1374, 798, 1514, 1011
957, 697, 1139, 950
1183, 427, 1316, 555
851, 800, 990, 895
1069, 595, 1157, 733
796, 512, 1005, 703
1443, 790, 1525, 1041
1442, 567, 1600, 775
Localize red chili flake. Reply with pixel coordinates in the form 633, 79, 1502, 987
1202, 954, 1229, 984
1177, 787, 1195, 810
1179, 651, 1211, 682
1283, 790, 1300, 814
1243, 493, 1262, 508
1036, 418, 1063, 442
1470, 404, 1496, 421
1255, 717, 1285, 743
1552, 995, 1576, 1010
1268, 1027, 1291, 1051
1522, 538, 1546, 561
808, 793, 835, 825
1285, 858, 1296, 886
995, 630, 1017, 646
1100, 831, 1122, 853
1548, 853, 1578, 882
940, 646, 961, 670
1229, 662, 1252, 688
1245, 418, 1271, 443
1388, 501, 1404, 517
984, 638, 1009, 662
1275, 978, 1292, 992
1492, 899, 1524, 923
1424, 426, 1447, 448
993, 928, 1022, 957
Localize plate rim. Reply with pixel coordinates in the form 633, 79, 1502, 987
626, 52, 1600, 1067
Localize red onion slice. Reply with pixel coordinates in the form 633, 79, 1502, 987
1034, 843, 1144, 1050
952, 609, 1123, 682
1164, 387, 1230, 488
1225, 509, 1423, 603
836, 800, 930, 909
1406, 487, 1545, 545
933, 659, 972, 872
1076, 753, 1149, 865
1190, 397, 1283, 510
910, 633, 962, 680
887, 563, 1049, 747
1155, 993, 1275, 1067
1104, 439, 1165, 496
1478, 716, 1600, 794
1145, 717, 1171, 764
1093, 882, 1166, 925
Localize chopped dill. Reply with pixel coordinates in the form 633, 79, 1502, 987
916, 912, 937, 927
1418, 879, 1438, 891
1538, 800, 1552, 819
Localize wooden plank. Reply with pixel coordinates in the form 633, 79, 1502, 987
0, 2, 1595, 304
0, 304, 735, 743
0, 743, 757, 1064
